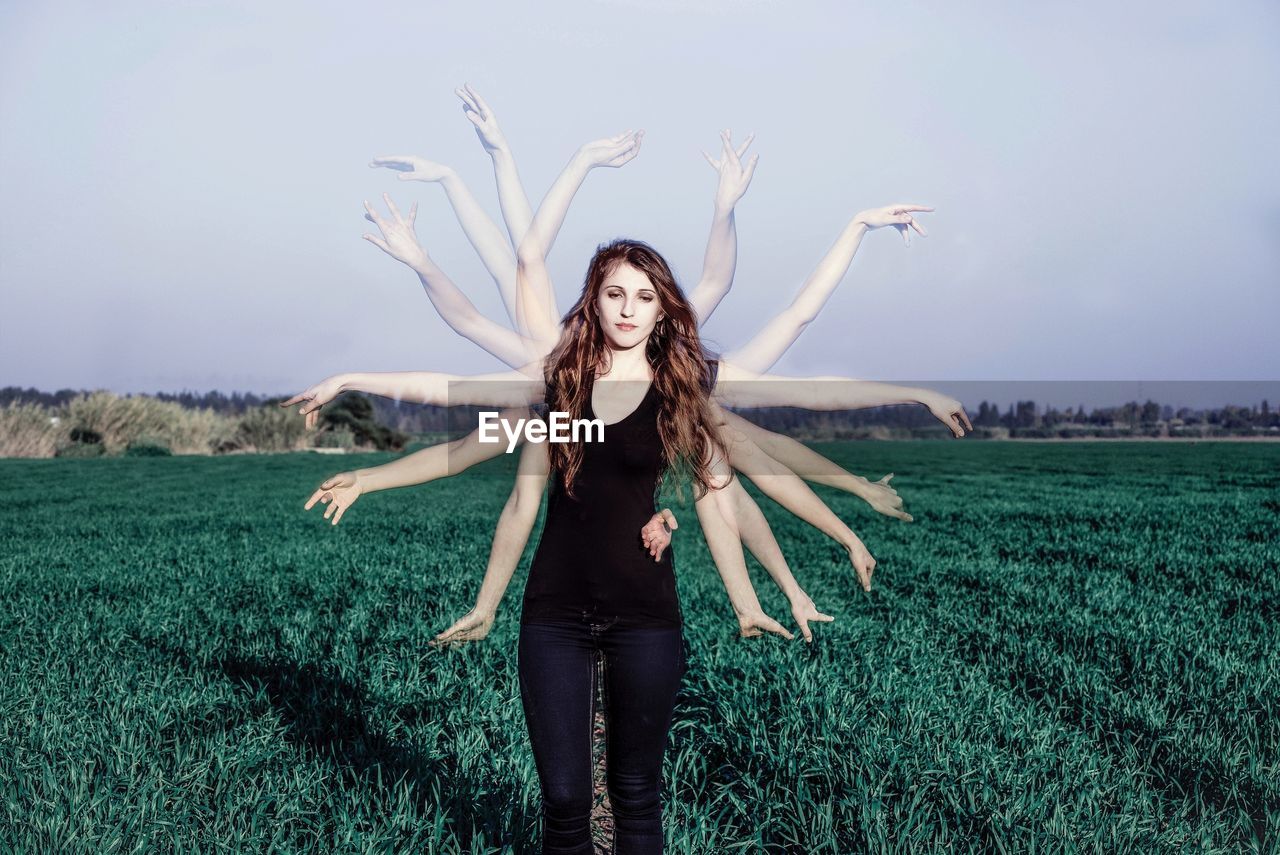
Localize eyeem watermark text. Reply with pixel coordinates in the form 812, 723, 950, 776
478, 411, 604, 453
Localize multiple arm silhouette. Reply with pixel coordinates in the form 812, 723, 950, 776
287, 85, 972, 642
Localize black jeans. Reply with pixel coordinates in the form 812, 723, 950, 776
518, 613, 687, 854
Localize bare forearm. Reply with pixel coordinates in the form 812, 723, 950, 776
716, 369, 926, 411
689, 203, 737, 324
488, 148, 535, 251
410, 257, 543, 368
356, 409, 525, 494
474, 498, 540, 614
726, 431, 860, 553
695, 492, 765, 618
723, 411, 873, 497
725, 479, 805, 601
724, 219, 868, 374
338, 370, 540, 408
436, 171, 519, 314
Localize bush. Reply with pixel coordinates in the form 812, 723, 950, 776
314, 426, 356, 450
236, 403, 309, 452
0, 403, 69, 458
321, 394, 408, 451
62, 392, 237, 455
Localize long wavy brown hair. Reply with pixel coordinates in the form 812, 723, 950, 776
544, 238, 725, 498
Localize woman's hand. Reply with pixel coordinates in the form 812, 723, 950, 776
578, 130, 645, 169
917, 391, 973, 438
853, 203, 934, 245
362, 192, 428, 270
280, 376, 345, 430
369, 154, 454, 183
701, 129, 759, 211
857, 473, 913, 522
456, 83, 510, 155
788, 591, 835, 643
847, 536, 877, 592
429, 607, 496, 647
303, 471, 364, 526
737, 608, 796, 640
640, 508, 678, 561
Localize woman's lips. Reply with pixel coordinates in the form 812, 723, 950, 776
616, 322, 636, 331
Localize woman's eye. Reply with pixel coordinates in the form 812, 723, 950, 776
640, 295, 654, 303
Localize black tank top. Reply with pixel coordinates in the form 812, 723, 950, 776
521, 379, 682, 628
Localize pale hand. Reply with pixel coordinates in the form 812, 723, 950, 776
737, 608, 795, 640
280, 377, 345, 430
430, 607, 496, 647
456, 83, 509, 155
640, 508, 679, 562
918, 392, 973, 438
854, 203, 934, 246
303, 471, 363, 527
856, 473, 913, 522
578, 130, 644, 169
362, 192, 427, 269
701, 129, 759, 210
848, 536, 877, 593
369, 154, 453, 183
789, 591, 835, 643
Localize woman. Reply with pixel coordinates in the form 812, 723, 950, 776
302, 237, 803, 852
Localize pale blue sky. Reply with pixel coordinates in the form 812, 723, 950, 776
2, 1, 1277, 408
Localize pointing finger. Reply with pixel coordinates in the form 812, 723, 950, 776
304, 489, 324, 511
735, 131, 755, 159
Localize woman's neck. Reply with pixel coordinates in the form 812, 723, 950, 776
597, 340, 653, 382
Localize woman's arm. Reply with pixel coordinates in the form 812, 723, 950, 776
720, 410, 909, 521
456, 84, 536, 256
722, 204, 932, 374
687, 130, 759, 324
280, 364, 544, 429
515, 131, 646, 342
433, 439, 551, 645
694, 454, 794, 640
717, 414, 877, 591
713, 362, 973, 438
299, 409, 530, 527
368, 154, 519, 321
362, 193, 546, 367
721, 477, 835, 642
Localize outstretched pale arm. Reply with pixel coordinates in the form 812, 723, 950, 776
693, 454, 794, 640
714, 362, 974, 438
717, 413, 877, 591
368, 155, 519, 321
687, 130, 759, 324
433, 438, 551, 646
281, 363, 544, 429
362, 193, 546, 366
363, 408, 529, 493
515, 131, 646, 342
723, 204, 933, 374
298, 409, 530, 527
721, 410, 908, 520
456, 84, 536, 256
721, 477, 835, 642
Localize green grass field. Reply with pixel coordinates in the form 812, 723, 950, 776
1, 441, 1276, 853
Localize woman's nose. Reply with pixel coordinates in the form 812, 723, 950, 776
620, 301, 635, 317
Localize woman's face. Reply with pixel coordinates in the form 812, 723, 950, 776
594, 262, 664, 351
